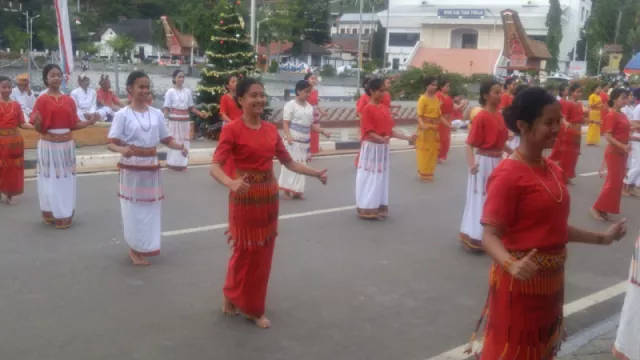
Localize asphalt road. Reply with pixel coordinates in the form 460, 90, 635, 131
0, 144, 637, 360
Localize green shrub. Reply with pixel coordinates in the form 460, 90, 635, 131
268, 60, 279, 73
390, 63, 469, 100
320, 64, 336, 77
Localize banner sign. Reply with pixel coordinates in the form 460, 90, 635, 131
437, 9, 486, 18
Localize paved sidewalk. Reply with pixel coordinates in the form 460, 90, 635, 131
557, 328, 617, 360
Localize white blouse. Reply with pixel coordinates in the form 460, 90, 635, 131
70, 87, 97, 121
283, 99, 314, 142
163, 87, 193, 120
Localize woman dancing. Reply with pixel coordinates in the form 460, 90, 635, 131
219, 76, 243, 177
305, 73, 327, 156
163, 69, 203, 171
356, 78, 414, 219
0, 76, 34, 204
436, 80, 454, 163
209, 78, 328, 329
468, 87, 627, 359
592, 88, 632, 221
548, 83, 585, 183
108, 71, 188, 266
459, 79, 510, 252
415, 76, 450, 181
31, 64, 98, 228
279, 80, 330, 199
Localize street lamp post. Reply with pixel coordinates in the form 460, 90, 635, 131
28, 14, 41, 83
356, 0, 363, 94
597, 48, 603, 75
485, 9, 498, 75
250, 0, 256, 46
256, 18, 270, 56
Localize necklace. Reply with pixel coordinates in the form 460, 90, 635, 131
131, 108, 151, 132
0, 100, 14, 118
174, 87, 188, 108
515, 149, 563, 203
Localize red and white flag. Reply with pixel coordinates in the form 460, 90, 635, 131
54, 0, 74, 81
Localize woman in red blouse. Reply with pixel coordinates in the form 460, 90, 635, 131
304, 73, 326, 156
31, 64, 98, 228
549, 84, 585, 183
0, 76, 34, 204
219, 76, 243, 177
592, 88, 632, 221
356, 78, 414, 219
209, 78, 328, 329
436, 80, 454, 163
459, 79, 511, 252
468, 87, 627, 359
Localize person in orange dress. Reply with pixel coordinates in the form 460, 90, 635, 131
355, 75, 374, 168
30, 64, 98, 228
549, 83, 585, 183
468, 87, 627, 359
209, 78, 328, 329
355, 78, 414, 219
0, 76, 34, 204
304, 73, 327, 156
592, 88, 632, 221
459, 79, 511, 252
218, 76, 243, 177
436, 80, 454, 163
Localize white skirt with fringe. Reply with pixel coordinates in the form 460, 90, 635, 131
167, 120, 190, 170
355, 141, 390, 215
278, 141, 310, 195
614, 235, 640, 360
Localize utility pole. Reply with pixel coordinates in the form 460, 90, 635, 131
356, 0, 363, 94
250, 0, 256, 46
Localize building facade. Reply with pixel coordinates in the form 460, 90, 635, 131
378, 0, 591, 74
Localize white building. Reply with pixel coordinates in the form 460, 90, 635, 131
332, 13, 380, 35
377, 0, 591, 75
93, 19, 161, 61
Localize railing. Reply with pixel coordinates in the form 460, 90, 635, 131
404, 41, 423, 70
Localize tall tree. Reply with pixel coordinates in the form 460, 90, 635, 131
545, 0, 563, 72
586, 0, 624, 74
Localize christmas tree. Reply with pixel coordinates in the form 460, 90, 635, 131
196, 0, 256, 129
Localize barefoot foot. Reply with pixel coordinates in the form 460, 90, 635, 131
129, 249, 150, 266
222, 297, 238, 316
590, 208, 608, 221
5, 196, 16, 205
250, 315, 271, 329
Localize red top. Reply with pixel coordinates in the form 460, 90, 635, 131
356, 94, 370, 114
482, 159, 570, 251
603, 111, 631, 154
213, 120, 292, 172
600, 91, 610, 113
220, 93, 243, 122
466, 109, 509, 150
360, 103, 395, 140
96, 88, 120, 107
452, 104, 463, 120
559, 99, 571, 118
308, 89, 319, 106
30, 94, 79, 133
380, 92, 392, 110
436, 92, 454, 116
0, 101, 25, 128
566, 101, 585, 124
498, 93, 513, 110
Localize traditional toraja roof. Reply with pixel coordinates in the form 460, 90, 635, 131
160, 16, 198, 49
501, 9, 551, 60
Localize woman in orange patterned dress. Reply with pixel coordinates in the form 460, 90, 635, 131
470, 87, 627, 359
0, 76, 34, 204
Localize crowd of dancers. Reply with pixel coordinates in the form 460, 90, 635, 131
1, 64, 640, 358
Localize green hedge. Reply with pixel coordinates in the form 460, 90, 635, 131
390, 63, 489, 100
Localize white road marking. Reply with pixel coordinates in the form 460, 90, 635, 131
425, 281, 627, 360
162, 205, 357, 237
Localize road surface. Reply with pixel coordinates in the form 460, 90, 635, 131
0, 144, 636, 360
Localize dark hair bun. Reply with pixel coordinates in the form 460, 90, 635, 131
503, 87, 557, 134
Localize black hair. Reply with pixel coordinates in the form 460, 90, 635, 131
568, 83, 581, 95
558, 84, 568, 96
295, 80, 312, 96
235, 77, 264, 109
125, 70, 149, 94
42, 64, 62, 87
304, 73, 315, 81
224, 75, 237, 92
0, 75, 10, 85
438, 79, 450, 91
478, 78, 501, 106
633, 88, 640, 100
362, 75, 374, 89
504, 77, 515, 89
365, 78, 384, 97
424, 76, 438, 89
514, 84, 529, 96
503, 87, 558, 134
608, 87, 628, 108
171, 69, 184, 84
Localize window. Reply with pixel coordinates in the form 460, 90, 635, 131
340, 28, 346, 34
388, 33, 420, 47
364, 28, 370, 35
461, 33, 478, 49
392, 58, 400, 70
451, 28, 478, 49
352, 28, 358, 34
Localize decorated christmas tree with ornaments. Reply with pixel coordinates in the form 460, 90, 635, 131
196, 0, 256, 133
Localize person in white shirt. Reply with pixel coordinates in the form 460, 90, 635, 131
69, 73, 98, 122
623, 88, 640, 197
278, 80, 330, 199
10, 73, 35, 119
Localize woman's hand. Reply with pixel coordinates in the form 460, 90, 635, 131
601, 219, 627, 245
322, 130, 331, 139
120, 146, 134, 158
181, 145, 189, 157
507, 249, 539, 280
469, 164, 479, 175
227, 174, 250, 194
315, 169, 328, 185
